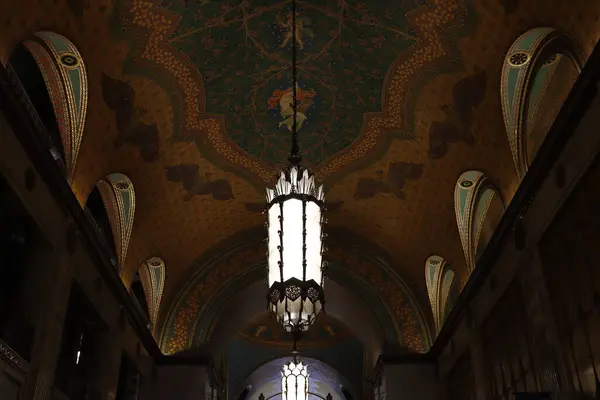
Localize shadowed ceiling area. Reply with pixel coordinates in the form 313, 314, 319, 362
2, 0, 600, 362
239, 313, 354, 348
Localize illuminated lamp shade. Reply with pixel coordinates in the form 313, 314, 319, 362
266, 166, 326, 332
281, 359, 309, 400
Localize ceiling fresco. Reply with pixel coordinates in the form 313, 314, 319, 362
104, 0, 487, 301
110, 0, 480, 187
163, 0, 424, 167
4, 0, 600, 358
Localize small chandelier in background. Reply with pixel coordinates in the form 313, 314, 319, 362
281, 358, 309, 400
265, 0, 326, 336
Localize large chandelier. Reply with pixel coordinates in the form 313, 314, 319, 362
265, 0, 326, 334
281, 358, 309, 400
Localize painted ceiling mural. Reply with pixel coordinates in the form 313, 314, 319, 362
110, 0, 477, 185
8, 0, 598, 362
162, 0, 423, 167
103, 0, 490, 306
103, 0, 492, 354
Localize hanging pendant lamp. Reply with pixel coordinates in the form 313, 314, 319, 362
265, 0, 326, 335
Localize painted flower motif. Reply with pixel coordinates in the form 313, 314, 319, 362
201, 35, 214, 49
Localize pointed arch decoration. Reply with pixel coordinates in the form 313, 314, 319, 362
425, 255, 457, 332
21, 31, 88, 182
501, 27, 584, 179
95, 173, 136, 275
454, 171, 505, 274
138, 257, 166, 328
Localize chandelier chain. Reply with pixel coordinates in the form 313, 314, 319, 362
289, 0, 300, 165
266, 0, 325, 342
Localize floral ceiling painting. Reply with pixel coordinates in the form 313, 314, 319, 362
165, 0, 421, 167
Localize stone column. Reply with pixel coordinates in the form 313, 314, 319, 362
18, 241, 74, 400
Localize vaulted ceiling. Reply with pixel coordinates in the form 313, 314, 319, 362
2, 0, 599, 355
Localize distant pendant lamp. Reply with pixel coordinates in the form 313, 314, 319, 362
281, 352, 309, 400
265, 0, 326, 335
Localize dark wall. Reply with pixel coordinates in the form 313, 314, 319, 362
383, 362, 442, 400
479, 278, 545, 399
0, 174, 49, 362
446, 352, 476, 400
0, 369, 20, 400
537, 150, 600, 397
137, 365, 209, 400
